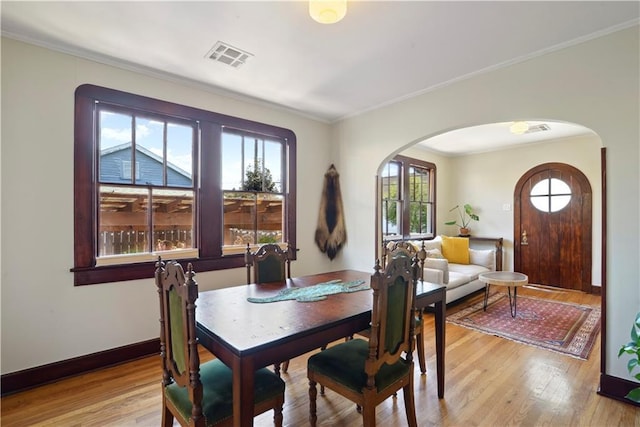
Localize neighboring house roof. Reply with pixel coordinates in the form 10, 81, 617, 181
100, 142, 191, 185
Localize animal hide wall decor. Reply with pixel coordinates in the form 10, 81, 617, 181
315, 164, 347, 260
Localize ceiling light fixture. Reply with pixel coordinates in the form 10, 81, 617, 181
309, 0, 347, 24
510, 121, 530, 135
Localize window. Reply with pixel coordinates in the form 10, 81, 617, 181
73, 85, 296, 285
530, 178, 572, 213
222, 130, 285, 249
381, 155, 435, 240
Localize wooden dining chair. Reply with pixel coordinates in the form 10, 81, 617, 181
245, 243, 292, 374
307, 256, 419, 427
155, 257, 285, 427
245, 242, 291, 285
357, 240, 428, 374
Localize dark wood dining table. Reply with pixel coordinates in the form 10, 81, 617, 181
196, 269, 446, 427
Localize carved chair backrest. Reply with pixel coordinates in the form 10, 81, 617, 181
245, 243, 291, 284
365, 256, 418, 385
155, 257, 203, 418
382, 241, 426, 281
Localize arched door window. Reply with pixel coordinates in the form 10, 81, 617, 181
530, 178, 572, 213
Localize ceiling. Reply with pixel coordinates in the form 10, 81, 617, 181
2, 1, 638, 154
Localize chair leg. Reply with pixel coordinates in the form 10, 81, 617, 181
274, 403, 283, 427
273, 363, 281, 377
162, 405, 173, 427
403, 383, 418, 427
309, 380, 318, 426
416, 332, 426, 374
281, 360, 290, 373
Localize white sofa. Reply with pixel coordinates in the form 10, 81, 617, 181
414, 236, 503, 304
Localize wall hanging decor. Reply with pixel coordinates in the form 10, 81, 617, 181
315, 164, 347, 260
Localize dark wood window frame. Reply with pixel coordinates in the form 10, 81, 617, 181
72, 84, 297, 285
382, 154, 436, 241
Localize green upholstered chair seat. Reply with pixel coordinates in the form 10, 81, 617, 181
307, 338, 410, 394
166, 359, 285, 426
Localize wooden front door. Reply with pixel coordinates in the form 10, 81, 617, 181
514, 163, 592, 292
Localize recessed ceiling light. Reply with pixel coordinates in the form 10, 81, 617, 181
206, 41, 253, 68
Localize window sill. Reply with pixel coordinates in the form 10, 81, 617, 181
72, 254, 246, 286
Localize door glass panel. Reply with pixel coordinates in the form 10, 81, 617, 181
550, 195, 571, 212
530, 180, 549, 196
530, 178, 571, 213
530, 196, 549, 212
550, 178, 571, 194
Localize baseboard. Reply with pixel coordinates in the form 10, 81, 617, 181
1, 338, 159, 396
598, 373, 640, 407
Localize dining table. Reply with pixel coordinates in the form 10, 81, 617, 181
196, 269, 446, 427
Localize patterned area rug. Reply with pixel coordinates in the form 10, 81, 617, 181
447, 293, 601, 360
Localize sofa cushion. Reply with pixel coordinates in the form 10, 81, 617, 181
441, 236, 470, 264
469, 248, 495, 270
448, 263, 490, 282
424, 258, 449, 284
426, 248, 445, 259
445, 272, 470, 290
415, 236, 442, 252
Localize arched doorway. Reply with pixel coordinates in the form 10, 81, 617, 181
514, 162, 592, 292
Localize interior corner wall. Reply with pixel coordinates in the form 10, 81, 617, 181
0, 37, 338, 374
333, 26, 639, 381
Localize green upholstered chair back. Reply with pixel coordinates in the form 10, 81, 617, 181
245, 243, 291, 284
366, 255, 418, 377
155, 258, 202, 398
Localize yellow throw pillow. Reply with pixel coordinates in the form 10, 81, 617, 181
441, 236, 470, 264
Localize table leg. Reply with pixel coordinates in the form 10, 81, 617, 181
483, 284, 491, 311
434, 297, 445, 398
507, 286, 517, 318
233, 357, 255, 427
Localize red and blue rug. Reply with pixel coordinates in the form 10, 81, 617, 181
447, 293, 601, 360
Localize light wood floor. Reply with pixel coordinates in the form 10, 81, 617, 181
2, 286, 638, 426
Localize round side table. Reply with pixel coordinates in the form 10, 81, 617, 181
479, 271, 528, 317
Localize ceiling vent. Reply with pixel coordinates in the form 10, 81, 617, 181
206, 41, 253, 68
525, 123, 550, 134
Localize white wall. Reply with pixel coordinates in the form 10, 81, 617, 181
334, 26, 639, 380
0, 38, 342, 374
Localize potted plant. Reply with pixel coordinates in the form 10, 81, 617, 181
618, 312, 640, 403
445, 204, 479, 236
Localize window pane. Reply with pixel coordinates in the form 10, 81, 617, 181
98, 185, 149, 256
152, 188, 194, 251
550, 178, 571, 195
409, 202, 425, 234
136, 117, 164, 185
243, 137, 256, 190
550, 195, 571, 212
223, 191, 256, 246
167, 123, 194, 187
382, 200, 401, 236
264, 140, 282, 193
222, 133, 243, 190
256, 193, 283, 244
382, 162, 400, 200
99, 110, 133, 184
531, 195, 549, 212
530, 179, 549, 196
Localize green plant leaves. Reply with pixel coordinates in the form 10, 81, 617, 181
618, 311, 640, 403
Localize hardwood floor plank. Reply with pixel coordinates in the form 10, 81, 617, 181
2, 288, 638, 426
